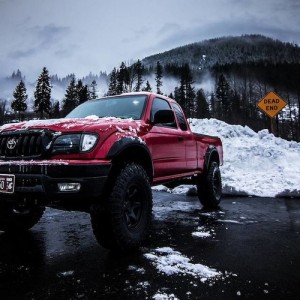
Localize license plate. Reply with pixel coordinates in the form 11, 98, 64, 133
0, 174, 15, 194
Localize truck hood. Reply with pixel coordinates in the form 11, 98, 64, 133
0, 117, 141, 134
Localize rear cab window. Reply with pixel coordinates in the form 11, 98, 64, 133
171, 102, 188, 131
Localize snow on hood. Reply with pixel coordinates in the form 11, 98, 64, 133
0, 116, 137, 133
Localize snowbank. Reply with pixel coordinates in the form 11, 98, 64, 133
159, 118, 300, 198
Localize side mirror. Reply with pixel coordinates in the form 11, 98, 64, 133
153, 110, 175, 125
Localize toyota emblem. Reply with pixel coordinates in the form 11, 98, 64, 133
6, 137, 18, 150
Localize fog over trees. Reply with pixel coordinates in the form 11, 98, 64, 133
0, 35, 299, 141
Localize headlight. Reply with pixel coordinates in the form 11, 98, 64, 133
52, 133, 98, 154
81, 134, 98, 152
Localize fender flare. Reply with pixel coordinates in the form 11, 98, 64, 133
107, 137, 154, 179
106, 137, 149, 158
204, 145, 220, 171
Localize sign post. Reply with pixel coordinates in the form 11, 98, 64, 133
257, 91, 287, 135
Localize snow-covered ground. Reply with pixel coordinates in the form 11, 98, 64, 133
155, 118, 300, 198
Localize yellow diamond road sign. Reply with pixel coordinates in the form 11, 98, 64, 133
257, 91, 287, 118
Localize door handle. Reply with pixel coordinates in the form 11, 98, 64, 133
178, 136, 184, 142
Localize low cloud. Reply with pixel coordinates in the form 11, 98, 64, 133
33, 23, 70, 48
9, 48, 37, 59
1, 0, 299, 81
157, 23, 181, 36
9, 24, 71, 59
122, 27, 149, 43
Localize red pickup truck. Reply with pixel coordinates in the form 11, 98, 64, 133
0, 92, 223, 250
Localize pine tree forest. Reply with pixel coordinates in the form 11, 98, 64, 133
1, 35, 300, 142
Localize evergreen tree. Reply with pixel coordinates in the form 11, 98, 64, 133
0, 100, 6, 125
174, 64, 195, 118
186, 82, 196, 118
11, 69, 24, 81
174, 82, 185, 112
182, 64, 195, 117
231, 90, 242, 123
155, 61, 163, 94
51, 100, 60, 118
134, 59, 144, 92
116, 62, 130, 94
34, 67, 51, 118
90, 80, 98, 99
77, 79, 89, 104
142, 80, 152, 92
168, 92, 174, 99
195, 89, 210, 119
210, 92, 216, 118
216, 73, 231, 120
62, 76, 78, 115
107, 68, 118, 96
11, 80, 27, 120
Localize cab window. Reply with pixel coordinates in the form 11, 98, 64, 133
171, 102, 188, 131
151, 98, 177, 128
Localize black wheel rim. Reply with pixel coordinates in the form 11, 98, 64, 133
12, 196, 38, 215
13, 205, 32, 215
123, 183, 144, 229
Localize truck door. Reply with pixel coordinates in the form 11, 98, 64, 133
171, 102, 198, 171
145, 97, 186, 177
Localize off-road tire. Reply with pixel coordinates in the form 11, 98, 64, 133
0, 196, 45, 232
91, 163, 152, 251
197, 161, 222, 208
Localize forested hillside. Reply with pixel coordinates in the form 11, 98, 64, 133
142, 34, 300, 68
141, 35, 300, 141
1, 35, 299, 141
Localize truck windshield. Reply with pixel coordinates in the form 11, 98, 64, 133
66, 95, 147, 120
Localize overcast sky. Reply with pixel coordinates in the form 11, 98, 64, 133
0, 0, 299, 81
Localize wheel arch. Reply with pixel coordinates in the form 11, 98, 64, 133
204, 145, 220, 170
107, 137, 153, 182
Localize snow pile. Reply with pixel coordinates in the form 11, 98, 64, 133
188, 118, 300, 198
144, 247, 221, 281
192, 226, 214, 238
152, 292, 179, 300
152, 199, 197, 221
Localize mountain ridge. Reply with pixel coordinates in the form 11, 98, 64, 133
142, 34, 300, 70
1, 34, 300, 101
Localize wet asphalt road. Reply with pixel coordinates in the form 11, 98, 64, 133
0, 191, 300, 300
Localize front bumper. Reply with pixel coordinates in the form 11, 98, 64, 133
0, 159, 111, 210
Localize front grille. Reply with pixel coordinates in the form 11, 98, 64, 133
16, 177, 42, 187
0, 130, 53, 159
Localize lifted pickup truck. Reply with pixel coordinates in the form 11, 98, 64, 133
0, 92, 223, 250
